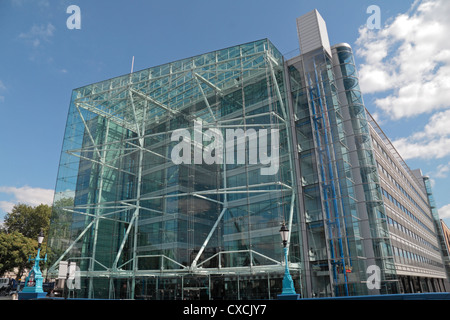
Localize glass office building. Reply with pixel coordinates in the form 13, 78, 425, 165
47, 10, 450, 299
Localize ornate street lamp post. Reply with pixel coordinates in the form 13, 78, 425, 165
18, 230, 48, 300
278, 222, 300, 300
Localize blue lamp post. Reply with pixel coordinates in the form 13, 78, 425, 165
278, 222, 300, 300
18, 230, 48, 300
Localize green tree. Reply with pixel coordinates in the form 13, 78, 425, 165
0, 231, 38, 279
3, 203, 51, 239
0, 203, 51, 278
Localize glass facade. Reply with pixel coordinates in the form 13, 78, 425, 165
47, 11, 449, 299
423, 176, 450, 283
286, 44, 397, 297
48, 39, 304, 299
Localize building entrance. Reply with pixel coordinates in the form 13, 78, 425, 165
129, 272, 300, 300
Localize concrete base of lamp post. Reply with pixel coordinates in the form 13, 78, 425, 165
277, 293, 301, 300
18, 292, 48, 300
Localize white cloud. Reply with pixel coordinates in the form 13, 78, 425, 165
19, 23, 55, 48
433, 162, 450, 178
0, 186, 54, 209
392, 136, 450, 160
356, 0, 450, 119
438, 204, 450, 219
391, 109, 450, 160
412, 109, 450, 139
11, 0, 50, 7
357, 0, 450, 168
0, 201, 15, 214
0, 80, 5, 103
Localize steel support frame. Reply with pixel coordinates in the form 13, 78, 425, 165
49, 45, 301, 298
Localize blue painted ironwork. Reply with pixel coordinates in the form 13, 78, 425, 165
281, 246, 297, 295
306, 54, 349, 296
21, 244, 47, 295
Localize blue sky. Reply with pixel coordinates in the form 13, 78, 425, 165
0, 0, 449, 227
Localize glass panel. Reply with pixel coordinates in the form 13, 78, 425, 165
47, 39, 300, 299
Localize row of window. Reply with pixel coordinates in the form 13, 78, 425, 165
377, 161, 433, 223
393, 245, 444, 269
372, 137, 429, 208
387, 216, 439, 252
393, 178, 432, 223
381, 187, 434, 234
381, 186, 434, 235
